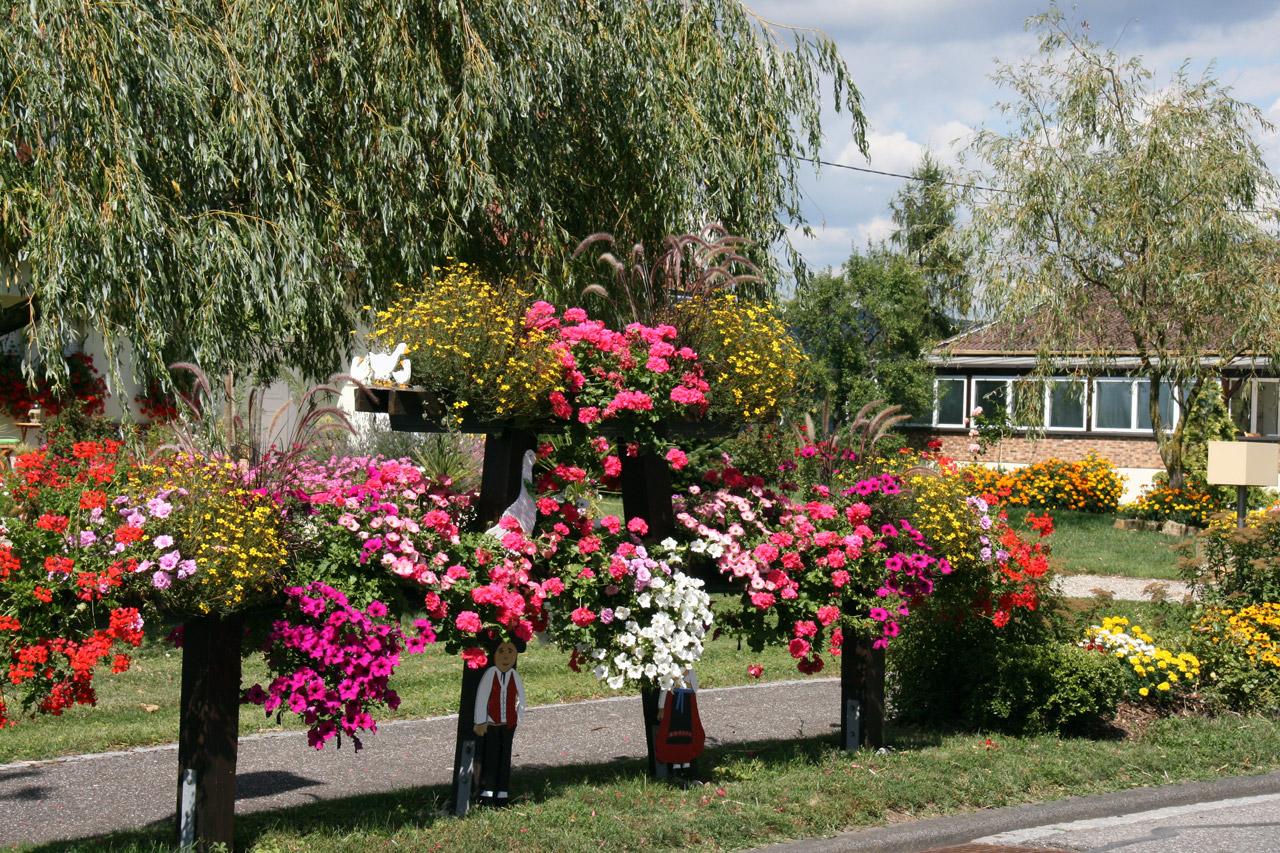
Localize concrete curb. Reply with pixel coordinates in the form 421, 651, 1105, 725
756, 770, 1280, 852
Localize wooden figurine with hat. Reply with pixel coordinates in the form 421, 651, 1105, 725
472, 633, 527, 807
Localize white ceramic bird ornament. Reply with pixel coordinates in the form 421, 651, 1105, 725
353, 343, 411, 386
486, 449, 538, 539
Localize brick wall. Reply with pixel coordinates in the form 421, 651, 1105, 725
908, 430, 1165, 469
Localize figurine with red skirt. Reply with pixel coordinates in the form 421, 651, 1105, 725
655, 668, 704, 782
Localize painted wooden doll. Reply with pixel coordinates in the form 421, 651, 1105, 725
472, 637, 526, 807
655, 668, 704, 777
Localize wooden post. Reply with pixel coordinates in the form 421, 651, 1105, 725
448, 662, 487, 816
840, 634, 885, 751
448, 427, 536, 815
478, 429, 537, 526
619, 448, 675, 541
176, 614, 243, 850
620, 448, 677, 778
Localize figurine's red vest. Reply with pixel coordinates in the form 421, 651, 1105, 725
486, 671, 519, 730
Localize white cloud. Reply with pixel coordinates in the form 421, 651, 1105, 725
855, 216, 895, 247
785, 225, 854, 271
775, 1, 1280, 271
839, 130, 922, 173
833, 121, 974, 175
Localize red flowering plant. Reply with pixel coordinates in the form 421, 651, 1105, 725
0, 350, 107, 420
0, 440, 146, 726
242, 581, 436, 750
134, 380, 181, 423
676, 456, 949, 677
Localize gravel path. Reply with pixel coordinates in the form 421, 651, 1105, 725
0, 677, 839, 848
1053, 574, 1192, 601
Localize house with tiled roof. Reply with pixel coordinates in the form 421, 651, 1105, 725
910, 298, 1272, 501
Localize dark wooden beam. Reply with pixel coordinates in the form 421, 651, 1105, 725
0, 297, 35, 337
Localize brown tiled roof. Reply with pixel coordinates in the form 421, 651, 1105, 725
934, 293, 1142, 356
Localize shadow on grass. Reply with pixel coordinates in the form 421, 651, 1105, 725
28, 728, 953, 853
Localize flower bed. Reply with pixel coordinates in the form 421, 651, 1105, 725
0, 351, 107, 420
1124, 483, 1223, 528
960, 454, 1123, 513
1080, 616, 1200, 702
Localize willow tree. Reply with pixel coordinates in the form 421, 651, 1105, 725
0, 1, 864, 386
969, 8, 1280, 487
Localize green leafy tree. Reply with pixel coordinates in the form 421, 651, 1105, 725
969, 8, 1280, 487
0, 1, 865, 387
787, 251, 945, 421
890, 153, 971, 320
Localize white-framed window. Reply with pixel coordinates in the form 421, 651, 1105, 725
1046, 378, 1087, 430
932, 376, 967, 427
967, 376, 1086, 431
1229, 378, 1279, 436
1091, 378, 1178, 432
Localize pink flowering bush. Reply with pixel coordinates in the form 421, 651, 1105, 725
526, 301, 710, 448
535, 510, 713, 691
290, 456, 475, 607
676, 458, 948, 675
243, 582, 435, 750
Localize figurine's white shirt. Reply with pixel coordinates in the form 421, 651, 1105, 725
474, 667, 526, 726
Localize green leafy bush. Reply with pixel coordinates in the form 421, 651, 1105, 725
893, 627, 1125, 735
1192, 513, 1280, 605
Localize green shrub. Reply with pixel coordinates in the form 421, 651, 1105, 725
892, 622, 1125, 735
1193, 513, 1280, 605
1045, 643, 1129, 733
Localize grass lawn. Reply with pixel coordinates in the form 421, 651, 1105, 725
1019, 510, 1191, 580
0, 615, 820, 765
26, 714, 1280, 852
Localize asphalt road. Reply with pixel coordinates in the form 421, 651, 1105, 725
0, 677, 841, 847
762, 770, 1280, 853
972, 790, 1280, 851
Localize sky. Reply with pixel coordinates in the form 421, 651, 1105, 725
752, 0, 1280, 272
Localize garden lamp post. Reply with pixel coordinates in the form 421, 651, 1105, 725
1207, 440, 1279, 527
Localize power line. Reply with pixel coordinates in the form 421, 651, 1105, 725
805, 156, 1279, 216
805, 158, 1007, 194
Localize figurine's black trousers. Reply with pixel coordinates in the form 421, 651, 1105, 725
479, 724, 514, 794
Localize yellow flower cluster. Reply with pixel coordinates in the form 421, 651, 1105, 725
960, 454, 1122, 513
1207, 506, 1270, 530
1126, 485, 1219, 528
141, 459, 288, 615
1082, 616, 1200, 699
676, 293, 806, 421
369, 263, 563, 421
1196, 603, 1280, 670
906, 473, 981, 570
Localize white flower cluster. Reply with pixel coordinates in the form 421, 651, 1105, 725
588, 567, 714, 692
1080, 623, 1156, 658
